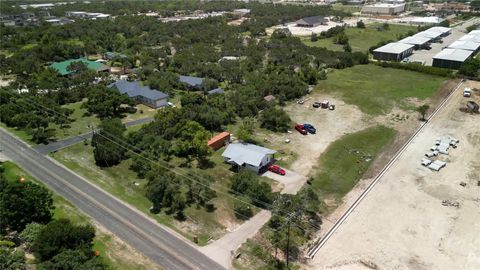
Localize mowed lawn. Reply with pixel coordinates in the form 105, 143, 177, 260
0, 161, 159, 270
303, 23, 417, 52
311, 126, 396, 200
316, 65, 445, 115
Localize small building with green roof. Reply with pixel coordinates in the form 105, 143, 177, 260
50, 57, 110, 76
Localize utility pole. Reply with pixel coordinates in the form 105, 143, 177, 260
286, 217, 291, 269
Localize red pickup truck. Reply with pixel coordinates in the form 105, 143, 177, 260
294, 124, 308, 135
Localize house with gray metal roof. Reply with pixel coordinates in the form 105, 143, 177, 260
295, 15, 328, 27
432, 48, 474, 69
222, 143, 276, 173
373, 42, 414, 61
178, 75, 205, 89
108, 80, 169, 108
207, 88, 224, 95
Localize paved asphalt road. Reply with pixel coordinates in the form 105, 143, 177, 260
0, 128, 224, 270
35, 117, 154, 154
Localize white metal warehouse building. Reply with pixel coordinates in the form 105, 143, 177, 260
432, 48, 474, 69
398, 36, 431, 50
448, 40, 480, 53
373, 42, 414, 61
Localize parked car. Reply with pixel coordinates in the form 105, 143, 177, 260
268, 165, 286, 175
294, 124, 308, 135
303, 123, 316, 134
313, 102, 321, 108
328, 104, 335, 110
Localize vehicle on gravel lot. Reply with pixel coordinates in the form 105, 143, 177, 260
421, 158, 432, 166
321, 100, 329, 108
268, 165, 286, 175
303, 123, 316, 134
313, 102, 321, 108
295, 124, 308, 135
463, 88, 471, 97
329, 104, 335, 110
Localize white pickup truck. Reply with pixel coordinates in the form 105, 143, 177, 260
463, 87, 471, 97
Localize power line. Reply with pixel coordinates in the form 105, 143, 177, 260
16, 97, 322, 233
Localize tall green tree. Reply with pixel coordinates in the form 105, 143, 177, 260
33, 219, 95, 262
91, 118, 127, 167
0, 179, 54, 233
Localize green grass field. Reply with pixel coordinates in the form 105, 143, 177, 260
311, 125, 396, 200
0, 161, 159, 270
331, 3, 362, 13
303, 23, 417, 53
316, 65, 445, 115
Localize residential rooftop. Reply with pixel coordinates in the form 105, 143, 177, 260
50, 58, 109, 75
108, 80, 168, 100
222, 143, 276, 167
178, 75, 204, 87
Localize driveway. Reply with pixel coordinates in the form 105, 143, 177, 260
200, 210, 271, 269
263, 169, 308, 194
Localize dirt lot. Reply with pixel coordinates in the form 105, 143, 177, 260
309, 80, 480, 270
257, 94, 369, 175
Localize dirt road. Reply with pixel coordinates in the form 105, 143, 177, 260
309, 80, 480, 270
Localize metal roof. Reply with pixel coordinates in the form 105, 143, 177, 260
178, 75, 204, 87
398, 36, 431, 45
207, 88, 224, 95
459, 34, 480, 43
433, 48, 473, 62
108, 80, 168, 100
50, 57, 109, 75
427, 26, 451, 34
222, 143, 276, 167
373, 42, 414, 54
448, 40, 480, 51
295, 15, 327, 26
414, 30, 442, 39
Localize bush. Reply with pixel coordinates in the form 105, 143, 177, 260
233, 197, 253, 220
375, 61, 453, 77
259, 107, 291, 132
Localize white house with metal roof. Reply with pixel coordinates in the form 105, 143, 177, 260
373, 42, 414, 61
222, 143, 276, 173
432, 48, 474, 69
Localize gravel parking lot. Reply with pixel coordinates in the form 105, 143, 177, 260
407, 29, 465, 66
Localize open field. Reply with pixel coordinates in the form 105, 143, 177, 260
331, 3, 362, 13
311, 125, 396, 202
0, 161, 161, 270
302, 23, 417, 52
310, 80, 480, 270
315, 65, 446, 115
